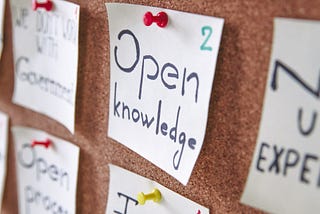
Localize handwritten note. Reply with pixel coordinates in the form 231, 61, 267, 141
106, 3, 224, 185
10, 0, 79, 133
0, 112, 8, 210
12, 126, 79, 214
106, 164, 209, 214
0, 0, 5, 58
241, 18, 320, 213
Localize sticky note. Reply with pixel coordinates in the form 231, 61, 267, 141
0, 112, 8, 210
12, 126, 79, 214
106, 3, 224, 185
106, 164, 209, 214
241, 18, 320, 213
0, 0, 5, 58
10, 0, 80, 133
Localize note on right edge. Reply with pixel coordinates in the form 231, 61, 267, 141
241, 18, 320, 213
106, 164, 209, 214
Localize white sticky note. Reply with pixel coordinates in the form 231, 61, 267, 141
106, 3, 224, 185
12, 126, 80, 214
0, 112, 8, 210
0, 0, 5, 58
106, 164, 209, 214
10, 0, 79, 133
241, 18, 320, 213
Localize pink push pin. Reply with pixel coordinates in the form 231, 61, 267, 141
143, 11, 168, 28
31, 139, 52, 149
32, 0, 53, 11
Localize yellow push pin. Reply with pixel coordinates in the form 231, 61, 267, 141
137, 188, 162, 205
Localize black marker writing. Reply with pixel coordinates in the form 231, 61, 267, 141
114, 29, 140, 73
25, 185, 68, 214
256, 141, 320, 187
62, 17, 77, 44
15, 56, 74, 105
297, 108, 317, 136
113, 82, 196, 170
114, 192, 138, 214
12, 6, 29, 29
18, 143, 70, 191
114, 29, 199, 103
268, 145, 284, 174
271, 59, 320, 98
36, 35, 59, 59
271, 59, 319, 137
36, 10, 59, 37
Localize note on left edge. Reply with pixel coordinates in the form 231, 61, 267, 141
0, 111, 8, 211
10, 0, 80, 133
12, 126, 80, 214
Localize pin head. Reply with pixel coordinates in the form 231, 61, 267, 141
32, 0, 53, 11
31, 139, 51, 149
137, 188, 162, 205
143, 11, 168, 28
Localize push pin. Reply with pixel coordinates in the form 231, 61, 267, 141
31, 139, 52, 149
32, 0, 53, 11
143, 11, 168, 28
137, 188, 162, 205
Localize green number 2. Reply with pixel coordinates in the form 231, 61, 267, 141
200, 26, 213, 51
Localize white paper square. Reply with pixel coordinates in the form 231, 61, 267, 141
106, 3, 224, 185
12, 126, 80, 214
0, 111, 8, 210
241, 18, 320, 213
10, 0, 79, 133
106, 164, 209, 214
0, 0, 5, 58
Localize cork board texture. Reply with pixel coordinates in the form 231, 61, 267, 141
0, 0, 320, 213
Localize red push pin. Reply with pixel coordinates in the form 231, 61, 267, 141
32, 0, 53, 12
31, 139, 52, 149
143, 11, 168, 28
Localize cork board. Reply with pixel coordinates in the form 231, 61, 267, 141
1, 0, 320, 213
